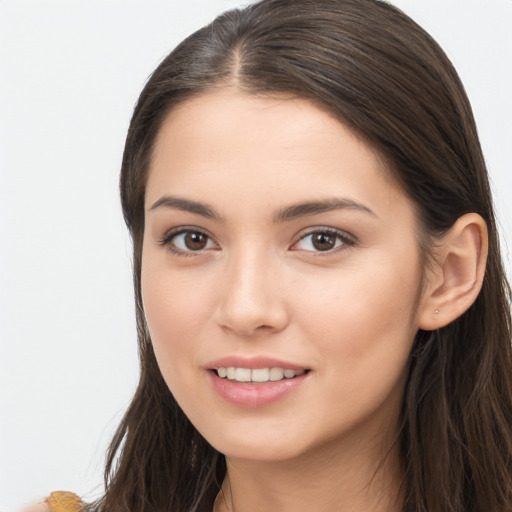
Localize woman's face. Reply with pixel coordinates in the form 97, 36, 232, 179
142, 89, 428, 462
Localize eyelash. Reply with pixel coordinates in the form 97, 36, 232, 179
291, 228, 356, 255
158, 227, 218, 257
158, 227, 356, 257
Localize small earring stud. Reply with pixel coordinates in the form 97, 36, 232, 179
435, 308, 440, 314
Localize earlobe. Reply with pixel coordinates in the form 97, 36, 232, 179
418, 213, 488, 331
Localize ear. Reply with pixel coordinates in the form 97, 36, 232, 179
418, 213, 488, 331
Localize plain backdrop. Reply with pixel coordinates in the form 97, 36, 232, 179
1, 1, 511, 510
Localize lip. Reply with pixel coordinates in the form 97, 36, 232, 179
205, 356, 310, 408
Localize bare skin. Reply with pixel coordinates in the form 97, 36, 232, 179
141, 89, 487, 512
214, 418, 404, 512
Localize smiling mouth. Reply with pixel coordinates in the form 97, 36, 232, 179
214, 367, 308, 383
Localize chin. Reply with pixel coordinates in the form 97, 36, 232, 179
197, 420, 309, 462
213, 436, 306, 463
202, 419, 360, 465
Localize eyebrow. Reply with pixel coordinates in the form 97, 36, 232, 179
148, 196, 221, 220
272, 198, 377, 222
148, 195, 376, 222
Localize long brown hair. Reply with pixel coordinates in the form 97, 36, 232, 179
91, 1, 512, 510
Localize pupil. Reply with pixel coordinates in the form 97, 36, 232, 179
312, 233, 335, 251
185, 232, 207, 250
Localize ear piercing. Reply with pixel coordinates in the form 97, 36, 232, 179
435, 308, 440, 314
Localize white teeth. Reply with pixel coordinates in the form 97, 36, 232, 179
269, 367, 284, 381
235, 368, 251, 382
251, 368, 270, 382
215, 367, 306, 383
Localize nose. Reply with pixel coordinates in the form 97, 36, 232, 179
214, 250, 289, 337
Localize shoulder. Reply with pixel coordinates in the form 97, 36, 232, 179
21, 492, 83, 512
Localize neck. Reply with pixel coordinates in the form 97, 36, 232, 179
215, 426, 404, 512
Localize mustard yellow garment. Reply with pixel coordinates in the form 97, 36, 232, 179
45, 492, 83, 512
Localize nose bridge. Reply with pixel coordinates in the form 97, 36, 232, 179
217, 243, 288, 336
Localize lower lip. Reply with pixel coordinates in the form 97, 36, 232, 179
207, 371, 309, 408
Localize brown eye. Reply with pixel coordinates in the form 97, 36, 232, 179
294, 229, 352, 253
164, 230, 216, 254
184, 231, 208, 250
311, 232, 336, 251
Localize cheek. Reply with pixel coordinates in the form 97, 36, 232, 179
141, 261, 186, 366
140, 256, 220, 393
295, 252, 421, 382
141, 265, 225, 439
141, 277, 202, 421
292, 263, 420, 437
142, 257, 211, 337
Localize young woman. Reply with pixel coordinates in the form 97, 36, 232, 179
33, 0, 512, 510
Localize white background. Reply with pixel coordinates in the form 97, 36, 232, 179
1, 1, 511, 510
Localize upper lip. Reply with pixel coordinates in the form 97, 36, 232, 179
206, 356, 308, 371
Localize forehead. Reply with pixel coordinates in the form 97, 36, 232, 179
146, 88, 412, 221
